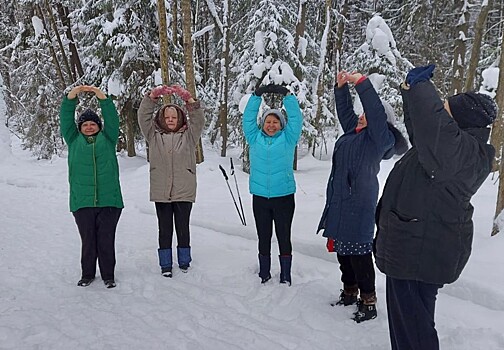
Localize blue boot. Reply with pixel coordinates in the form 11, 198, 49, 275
279, 255, 292, 286
258, 254, 271, 283
177, 247, 192, 272
158, 248, 173, 277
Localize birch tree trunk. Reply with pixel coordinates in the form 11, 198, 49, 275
464, 0, 493, 92
334, 0, 349, 71
292, 0, 307, 170
491, 34, 504, 236
157, 0, 171, 87
311, 0, 331, 157
451, 0, 470, 94
181, 0, 204, 163
218, 0, 230, 157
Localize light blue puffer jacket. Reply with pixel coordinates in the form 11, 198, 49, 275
242, 94, 303, 198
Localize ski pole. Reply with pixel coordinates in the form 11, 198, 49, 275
230, 158, 246, 225
219, 165, 246, 225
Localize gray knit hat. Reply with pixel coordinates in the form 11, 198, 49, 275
260, 109, 286, 129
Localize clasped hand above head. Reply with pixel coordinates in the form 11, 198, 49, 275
67, 85, 107, 100
336, 71, 363, 88
149, 85, 195, 103
254, 84, 290, 96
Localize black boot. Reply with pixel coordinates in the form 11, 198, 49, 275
279, 255, 292, 286
331, 284, 358, 306
258, 254, 271, 283
353, 292, 377, 323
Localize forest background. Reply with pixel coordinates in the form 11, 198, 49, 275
1, 0, 504, 233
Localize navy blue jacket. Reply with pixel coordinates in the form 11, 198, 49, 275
317, 79, 395, 244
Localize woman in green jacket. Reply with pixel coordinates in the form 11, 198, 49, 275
60, 85, 124, 289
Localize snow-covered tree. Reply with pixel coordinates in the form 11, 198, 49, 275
345, 14, 412, 117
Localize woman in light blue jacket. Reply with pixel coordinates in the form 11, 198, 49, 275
243, 84, 303, 286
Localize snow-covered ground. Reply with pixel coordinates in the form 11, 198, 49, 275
1, 132, 504, 349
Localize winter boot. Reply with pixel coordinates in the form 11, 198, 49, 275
331, 284, 359, 306
353, 292, 377, 323
77, 277, 95, 287
104, 279, 116, 289
258, 254, 271, 283
158, 248, 173, 278
279, 255, 292, 286
177, 247, 192, 272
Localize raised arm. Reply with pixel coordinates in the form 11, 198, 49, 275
242, 94, 262, 144
406, 81, 472, 178
186, 101, 205, 146
283, 95, 303, 145
355, 78, 394, 151
137, 91, 160, 141
334, 71, 358, 132
59, 94, 79, 145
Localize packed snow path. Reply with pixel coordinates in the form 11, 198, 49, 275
1, 145, 503, 349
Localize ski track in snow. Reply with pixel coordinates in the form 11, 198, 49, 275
1, 147, 504, 349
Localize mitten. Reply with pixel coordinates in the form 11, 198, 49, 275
170, 85, 192, 102
150, 85, 174, 99
254, 85, 268, 96
272, 85, 289, 95
406, 64, 435, 87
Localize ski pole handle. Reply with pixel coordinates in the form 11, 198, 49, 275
230, 157, 234, 170
219, 165, 228, 181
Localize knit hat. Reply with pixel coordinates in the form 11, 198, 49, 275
447, 92, 497, 129
260, 109, 286, 129
77, 109, 102, 131
155, 104, 187, 133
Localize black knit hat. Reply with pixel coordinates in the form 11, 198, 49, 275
447, 92, 497, 129
77, 109, 102, 131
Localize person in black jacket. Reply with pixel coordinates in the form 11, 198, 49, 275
375, 65, 496, 349
317, 71, 406, 323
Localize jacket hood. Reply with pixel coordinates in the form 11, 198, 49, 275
155, 104, 187, 133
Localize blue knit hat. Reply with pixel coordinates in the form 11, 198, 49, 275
77, 109, 102, 131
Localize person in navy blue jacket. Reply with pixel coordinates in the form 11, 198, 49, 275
317, 71, 403, 323
243, 84, 303, 286
375, 65, 496, 349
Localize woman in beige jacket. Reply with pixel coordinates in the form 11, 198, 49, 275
138, 85, 205, 278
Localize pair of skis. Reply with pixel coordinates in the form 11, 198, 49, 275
219, 158, 246, 226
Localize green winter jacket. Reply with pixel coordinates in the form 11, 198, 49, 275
60, 96, 124, 212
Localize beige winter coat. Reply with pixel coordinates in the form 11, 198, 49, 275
138, 95, 205, 203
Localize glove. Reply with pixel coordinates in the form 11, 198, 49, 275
150, 85, 174, 99
406, 64, 435, 87
326, 238, 336, 253
170, 85, 193, 102
254, 84, 289, 96
272, 85, 289, 95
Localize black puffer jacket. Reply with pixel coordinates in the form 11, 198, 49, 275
375, 81, 494, 285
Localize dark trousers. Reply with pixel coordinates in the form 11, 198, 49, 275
252, 194, 295, 256
386, 276, 443, 350
155, 202, 192, 249
337, 253, 375, 295
73, 207, 122, 280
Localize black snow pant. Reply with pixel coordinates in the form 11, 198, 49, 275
73, 207, 122, 281
252, 194, 295, 256
155, 202, 192, 249
386, 276, 443, 350
337, 253, 375, 295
